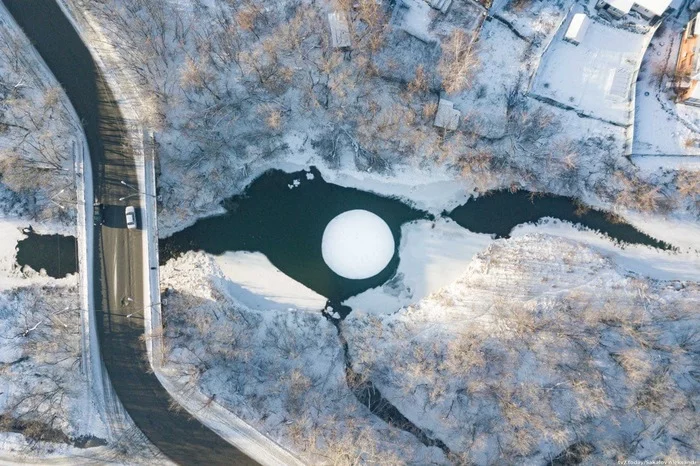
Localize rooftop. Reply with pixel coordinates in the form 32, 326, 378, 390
532, 17, 648, 125
565, 13, 590, 44
603, 0, 672, 16
434, 99, 461, 130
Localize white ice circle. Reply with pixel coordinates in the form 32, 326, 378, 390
321, 210, 395, 280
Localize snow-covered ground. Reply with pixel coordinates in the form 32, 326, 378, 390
160, 223, 700, 463
0, 3, 80, 225
60, 0, 698, 235
0, 433, 153, 466
343, 235, 700, 464
275, 131, 474, 214
512, 219, 700, 281
345, 218, 493, 315
160, 251, 445, 464
346, 213, 700, 315
213, 251, 326, 311
0, 6, 101, 455
53, 0, 700, 463
633, 14, 700, 156
632, 155, 700, 171
0, 282, 157, 463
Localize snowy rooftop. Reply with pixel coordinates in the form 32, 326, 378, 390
564, 13, 590, 44
392, 0, 434, 43
603, 0, 672, 16
634, 0, 672, 16
605, 0, 635, 14
532, 17, 648, 125
434, 99, 461, 130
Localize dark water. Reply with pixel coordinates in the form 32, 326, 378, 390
16, 232, 77, 278
447, 190, 671, 249
17, 173, 670, 285
160, 168, 671, 304
160, 167, 428, 301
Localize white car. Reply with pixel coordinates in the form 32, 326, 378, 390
125, 206, 137, 230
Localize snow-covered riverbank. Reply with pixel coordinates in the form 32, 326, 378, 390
343, 235, 700, 464
160, 251, 445, 464
159, 224, 700, 464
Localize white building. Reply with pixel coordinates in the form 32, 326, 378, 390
433, 99, 461, 131
328, 12, 351, 49
596, 0, 672, 21
564, 13, 590, 46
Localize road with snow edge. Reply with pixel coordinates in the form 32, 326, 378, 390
1, 1, 258, 464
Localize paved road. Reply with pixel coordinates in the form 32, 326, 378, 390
2, 1, 257, 464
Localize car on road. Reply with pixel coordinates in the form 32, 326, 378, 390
125, 206, 137, 229
94, 202, 103, 226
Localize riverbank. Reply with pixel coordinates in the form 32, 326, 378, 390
159, 227, 700, 464
154, 166, 700, 464
342, 234, 700, 464
159, 250, 446, 464
159, 163, 700, 321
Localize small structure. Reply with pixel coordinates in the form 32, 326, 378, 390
433, 98, 461, 130
328, 12, 351, 49
608, 68, 633, 100
391, 0, 434, 43
563, 13, 590, 46
674, 13, 700, 107
427, 0, 453, 14
595, 0, 671, 22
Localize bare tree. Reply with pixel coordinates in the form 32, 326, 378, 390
438, 29, 480, 95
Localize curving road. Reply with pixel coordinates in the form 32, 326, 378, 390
2, 1, 257, 464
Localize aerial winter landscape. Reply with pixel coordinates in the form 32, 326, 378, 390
0, 0, 699, 464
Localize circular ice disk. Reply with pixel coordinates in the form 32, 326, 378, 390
322, 210, 395, 280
